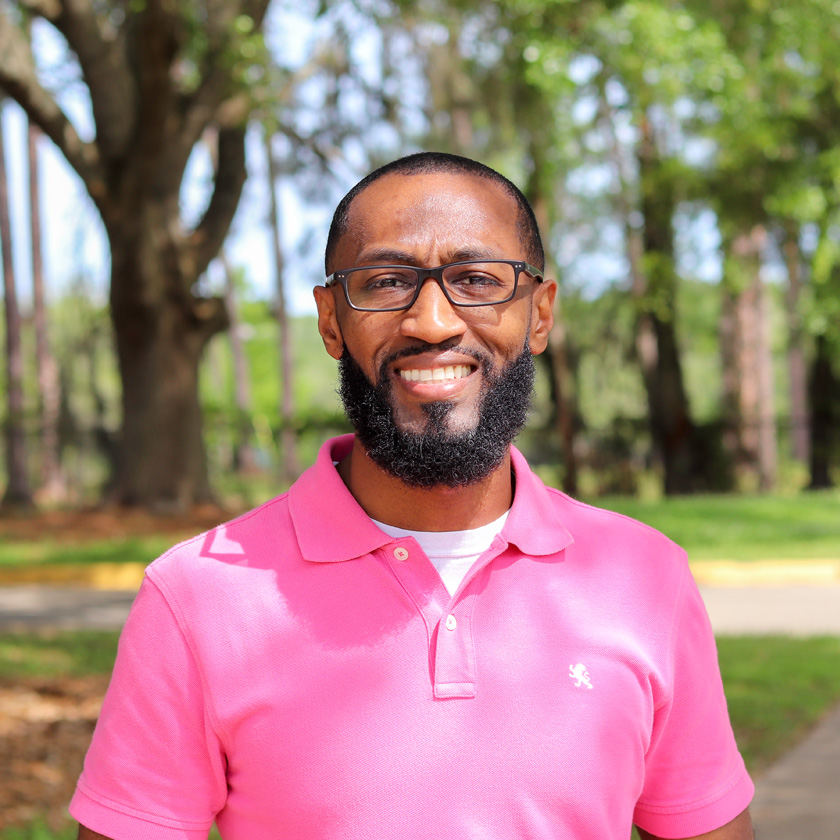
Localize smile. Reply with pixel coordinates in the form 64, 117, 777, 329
398, 365, 473, 382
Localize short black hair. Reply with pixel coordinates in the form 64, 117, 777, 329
324, 152, 545, 275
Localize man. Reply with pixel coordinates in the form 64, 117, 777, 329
72, 152, 754, 839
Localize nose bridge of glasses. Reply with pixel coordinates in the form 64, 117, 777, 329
410, 267, 460, 311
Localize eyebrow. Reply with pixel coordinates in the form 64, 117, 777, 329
353, 247, 504, 266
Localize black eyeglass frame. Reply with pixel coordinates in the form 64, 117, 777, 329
325, 259, 545, 312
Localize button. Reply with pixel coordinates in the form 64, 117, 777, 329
393, 546, 409, 561
445, 614, 457, 631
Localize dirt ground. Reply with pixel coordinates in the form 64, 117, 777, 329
0, 507, 235, 833
0, 504, 234, 544
0, 674, 109, 833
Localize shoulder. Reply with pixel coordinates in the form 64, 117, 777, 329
145, 492, 295, 596
543, 488, 691, 605
549, 489, 684, 557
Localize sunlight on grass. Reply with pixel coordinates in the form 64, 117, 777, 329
1, 491, 837, 569
0, 536, 177, 568
594, 490, 840, 560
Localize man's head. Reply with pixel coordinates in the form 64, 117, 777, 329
314, 152, 556, 487
325, 152, 545, 276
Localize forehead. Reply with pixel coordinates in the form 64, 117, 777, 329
334, 171, 523, 267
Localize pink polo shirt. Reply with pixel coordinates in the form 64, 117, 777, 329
71, 435, 753, 839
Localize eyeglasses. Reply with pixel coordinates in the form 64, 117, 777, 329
325, 259, 544, 312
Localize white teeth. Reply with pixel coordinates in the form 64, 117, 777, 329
399, 365, 471, 382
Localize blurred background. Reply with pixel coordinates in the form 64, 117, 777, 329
0, 0, 838, 513
0, 3, 839, 836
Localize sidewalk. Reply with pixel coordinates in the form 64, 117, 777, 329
750, 701, 840, 840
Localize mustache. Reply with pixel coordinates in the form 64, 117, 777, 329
377, 342, 493, 378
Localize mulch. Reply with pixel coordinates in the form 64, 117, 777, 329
0, 505, 232, 544
0, 507, 234, 833
0, 675, 109, 833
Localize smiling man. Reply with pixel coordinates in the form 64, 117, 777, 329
72, 153, 754, 840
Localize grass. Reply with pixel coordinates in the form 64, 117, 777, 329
2, 633, 840, 839
0, 536, 179, 568
717, 635, 840, 772
2, 491, 837, 572
592, 489, 840, 561
0, 631, 121, 678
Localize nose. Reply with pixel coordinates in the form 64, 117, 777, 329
399, 276, 468, 345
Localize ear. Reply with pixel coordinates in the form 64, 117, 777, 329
313, 285, 345, 360
528, 277, 556, 355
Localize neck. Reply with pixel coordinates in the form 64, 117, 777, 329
337, 436, 514, 532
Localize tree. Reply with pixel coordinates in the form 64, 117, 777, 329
0, 99, 33, 508
27, 117, 64, 501
697, 0, 840, 488
265, 132, 299, 485
0, 0, 271, 509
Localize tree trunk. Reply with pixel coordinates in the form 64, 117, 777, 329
221, 253, 258, 474
28, 119, 64, 501
637, 114, 697, 495
265, 135, 299, 486
532, 206, 578, 496
108, 236, 227, 510
782, 226, 810, 464
725, 227, 778, 491
719, 281, 740, 465
0, 101, 33, 509
808, 333, 837, 489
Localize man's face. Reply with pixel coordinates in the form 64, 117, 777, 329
314, 171, 555, 485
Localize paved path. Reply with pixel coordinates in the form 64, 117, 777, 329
3, 582, 840, 636
0, 585, 137, 632
699, 584, 840, 636
750, 701, 840, 840
1, 580, 839, 837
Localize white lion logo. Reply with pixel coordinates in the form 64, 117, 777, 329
569, 663, 593, 689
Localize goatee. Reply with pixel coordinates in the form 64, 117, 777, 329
338, 343, 535, 488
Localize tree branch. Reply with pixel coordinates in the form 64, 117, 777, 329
46, 0, 137, 158
0, 11, 103, 192
184, 126, 248, 283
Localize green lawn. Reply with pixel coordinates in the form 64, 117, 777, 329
2, 632, 840, 839
593, 490, 840, 560
1, 491, 838, 571
718, 635, 840, 772
0, 536, 179, 568
0, 630, 121, 678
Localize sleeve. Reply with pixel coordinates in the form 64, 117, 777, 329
633, 568, 754, 838
70, 576, 228, 840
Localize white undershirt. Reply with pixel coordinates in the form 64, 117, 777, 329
372, 511, 510, 595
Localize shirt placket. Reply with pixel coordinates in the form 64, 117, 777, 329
384, 536, 510, 700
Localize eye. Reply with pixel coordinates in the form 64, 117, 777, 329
368, 273, 414, 289
353, 268, 417, 291
448, 268, 504, 287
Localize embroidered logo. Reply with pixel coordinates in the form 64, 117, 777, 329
569, 663, 593, 689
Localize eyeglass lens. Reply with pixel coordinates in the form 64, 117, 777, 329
344, 262, 518, 309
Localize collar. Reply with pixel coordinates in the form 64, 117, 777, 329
288, 435, 574, 563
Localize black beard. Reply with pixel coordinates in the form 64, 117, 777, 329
338, 343, 535, 488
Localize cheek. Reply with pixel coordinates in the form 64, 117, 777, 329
338, 317, 394, 380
